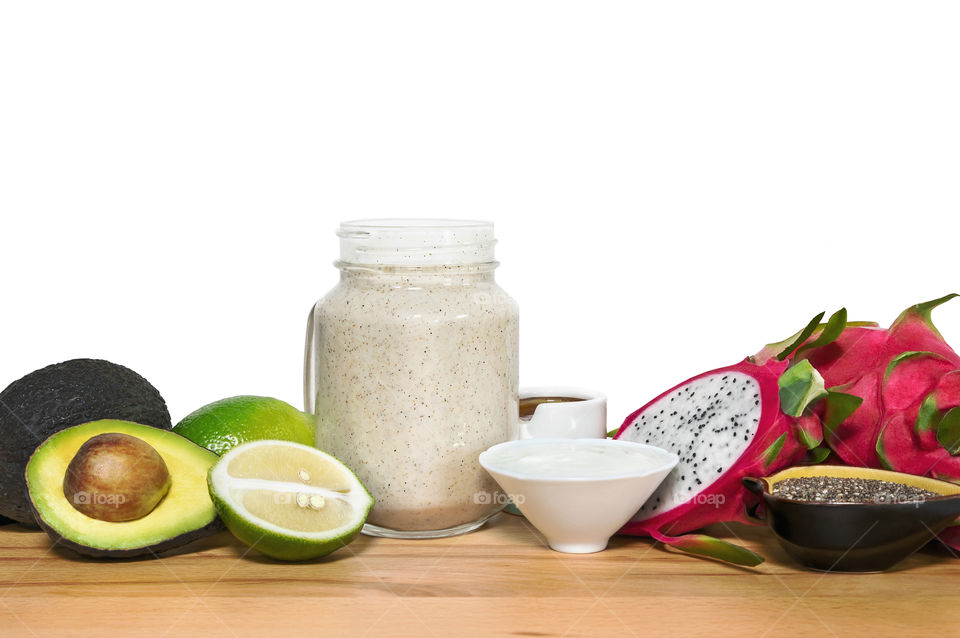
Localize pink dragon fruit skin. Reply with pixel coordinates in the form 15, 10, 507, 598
803, 326, 888, 388
789, 295, 960, 474
613, 357, 819, 565
820, 351, 957, 468
822, 369, 885, 467
875, 353, 960, 476
885, 297, 960, 368
806, 295, 960, 389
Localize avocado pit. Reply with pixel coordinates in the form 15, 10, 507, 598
63, 432, 172, 522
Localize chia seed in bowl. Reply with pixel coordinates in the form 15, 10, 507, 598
743, 465, 960, 571
772, 476, 939, 504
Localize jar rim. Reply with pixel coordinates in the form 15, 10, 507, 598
338, 218, 491, 233
336, 218, 496, 266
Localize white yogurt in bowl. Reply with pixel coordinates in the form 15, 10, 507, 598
479, 438, 678, 553
483, 439, 671, 478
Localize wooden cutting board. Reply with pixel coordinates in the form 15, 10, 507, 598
0, 513, 955, 637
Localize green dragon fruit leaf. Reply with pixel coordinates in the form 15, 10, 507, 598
884, 350, 948, 381
876, 423, 895, 470
762, 433, 787, 466
650, 530, 764, 567
822, 390, 863, 438
916, 394, 940, 434
893, 293, 959, 338
752, 306, 875, 365
606, 427, 619, 438
796, 421, 821, 450
936, 407, 960, 455
807, 446, 831, 464
794, 308, 848, 359
775, 311, 825, 361
778, 360, 827, 417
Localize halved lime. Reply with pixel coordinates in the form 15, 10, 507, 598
208, 440, 374, 561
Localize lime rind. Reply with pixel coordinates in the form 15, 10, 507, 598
174, 396, 316, 456
207, 440, 373, 561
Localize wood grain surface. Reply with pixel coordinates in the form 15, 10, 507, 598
0, 513, 954, 637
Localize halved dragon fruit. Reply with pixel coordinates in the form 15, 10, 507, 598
613, 315, 837, 566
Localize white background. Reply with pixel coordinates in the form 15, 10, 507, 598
1, 2, 958, 428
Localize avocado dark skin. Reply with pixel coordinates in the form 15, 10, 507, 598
29, 510, 225, 559
0, 359, 171, 524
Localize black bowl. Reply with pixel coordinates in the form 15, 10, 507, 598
743, 465, 960, 572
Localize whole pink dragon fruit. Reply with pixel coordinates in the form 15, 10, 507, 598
791, 294, 960, 481
782, 295, 960, 551
613, 329, 832, 566
786, 295, 960, 475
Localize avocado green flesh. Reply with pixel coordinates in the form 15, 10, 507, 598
26, 420, 220, 555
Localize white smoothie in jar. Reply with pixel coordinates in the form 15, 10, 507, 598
305, 220, 519, 537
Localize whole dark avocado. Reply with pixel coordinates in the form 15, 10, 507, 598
0, 359, 171, 524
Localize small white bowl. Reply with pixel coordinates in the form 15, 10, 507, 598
479, 438, 678, 553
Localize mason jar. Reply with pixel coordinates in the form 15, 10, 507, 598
305, 219, 519, 538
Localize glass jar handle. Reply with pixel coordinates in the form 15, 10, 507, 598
303, 303, 317, 414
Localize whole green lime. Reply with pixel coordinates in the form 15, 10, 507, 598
173, 396, 315, 456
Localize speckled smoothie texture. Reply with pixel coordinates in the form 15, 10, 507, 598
309, 265, 519, 532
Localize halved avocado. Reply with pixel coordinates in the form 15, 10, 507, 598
26, 420, 223, 558
0, 358, 172, 524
